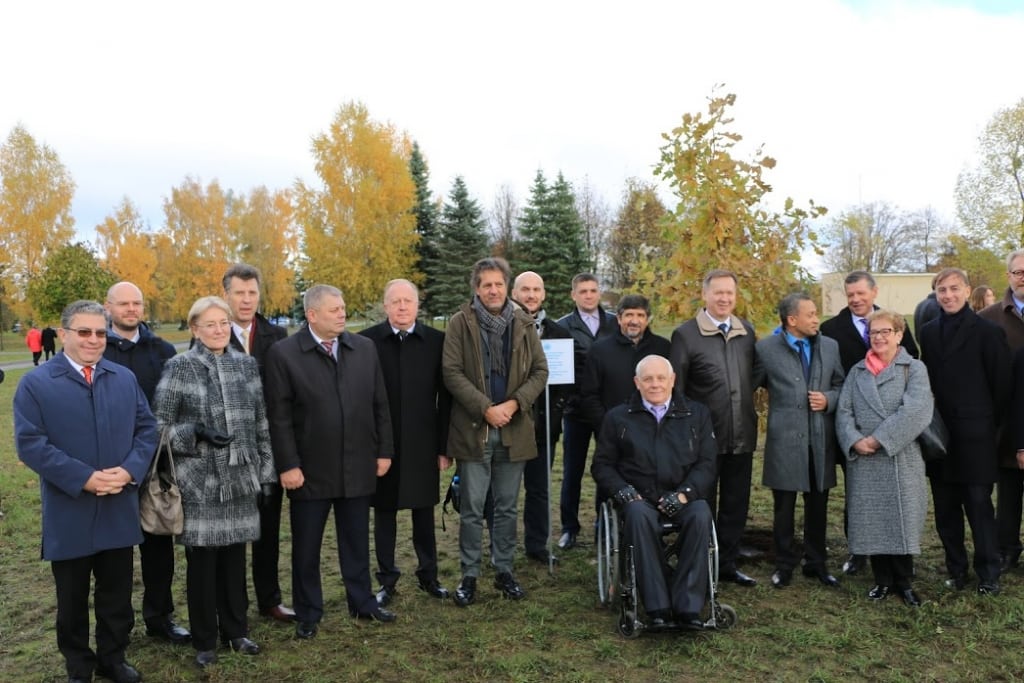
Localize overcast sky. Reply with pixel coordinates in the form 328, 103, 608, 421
2, 0, 1021, 263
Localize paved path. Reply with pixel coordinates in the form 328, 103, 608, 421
0, 341, 191, 374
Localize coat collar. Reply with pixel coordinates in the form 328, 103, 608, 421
852, 347, 913, 420
696, 309, 749, 339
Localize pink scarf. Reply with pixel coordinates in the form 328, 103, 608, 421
864, 349, 892, 376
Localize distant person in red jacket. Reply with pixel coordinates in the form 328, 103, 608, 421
26, 324, 43, 365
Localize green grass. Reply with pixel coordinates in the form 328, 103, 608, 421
2, 363, 1022, 683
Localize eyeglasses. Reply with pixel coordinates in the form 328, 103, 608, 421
868, 328, 894, 339
1010, 270, 1024, 279
64, 327, 107, 339
195, 320, 232, 331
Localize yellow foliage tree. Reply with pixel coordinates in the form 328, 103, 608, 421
0, 124, 75, 320
95, 197, 162, 314
234, 186, 297, 315
295, 101, 418, 312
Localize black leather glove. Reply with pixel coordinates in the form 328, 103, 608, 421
257, 483, 276, 509
658, 491, 685, 518
613, 485, 641, 506
195, 423, 234, 448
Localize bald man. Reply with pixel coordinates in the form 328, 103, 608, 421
103, 282, 188, 644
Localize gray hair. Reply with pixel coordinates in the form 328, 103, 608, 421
469, 257, 511, 291
303, 284, 343, 312
383, 278, 419, 302
1007, 250, 1024, 271
222, 263, 262, 291
61, 301, 106, 329
187, 296, 232, 327
634, 354, 673, 377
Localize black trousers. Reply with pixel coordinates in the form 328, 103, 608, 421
523, 433, 558, 555
291, 495, 374, 623
374, 505, 439, 588
708, 451, 753, 573
772, 488, 829, 573
139, 530, 176, 623
621, 499, 712, 617
51, 546, 134, 678
870, 554, 915, 590
996, 467, 1024, 561
930, 477, 1000, 583
185, 543, 248, 651
252, 483, 285, 610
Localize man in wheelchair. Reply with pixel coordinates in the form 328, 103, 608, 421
592, 354, 717, 630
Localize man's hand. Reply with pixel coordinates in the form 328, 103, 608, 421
658, 491, 686, 517
376, 458, 392, 477
614, 485, 641, 506
84, 470, 128, 496
280, 468, 305, 491
484, 399, 519, 428
438, 455, 452, 470
807, 391, 828, 412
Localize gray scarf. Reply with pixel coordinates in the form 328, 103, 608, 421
472, 295, 515, 377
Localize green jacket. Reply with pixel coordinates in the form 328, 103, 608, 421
442, 302, 549, 462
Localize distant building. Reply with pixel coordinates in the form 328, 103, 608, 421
820, 272, 934, 317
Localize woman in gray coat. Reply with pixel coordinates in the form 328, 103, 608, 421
836, 310, 933, 606
154, 296, 276, 667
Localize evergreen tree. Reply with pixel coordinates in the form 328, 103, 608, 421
516, 170, 590, 316
409, 141, 441, 316
429, 176, 490, 318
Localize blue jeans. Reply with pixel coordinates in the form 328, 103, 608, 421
459, 429, 525, 576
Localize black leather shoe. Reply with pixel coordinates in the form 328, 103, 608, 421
375, 585, 396, 607
842, 554, 866, 576
259, 604, 296, 622
978, 581, 1001, 596
526, 549, 559, 565
68, 677, 92, 683
676, 612, 705, 631
351, 608, 397, 623
557, 531, 577, 550
95, 662, 141, 683
647, 610, 675, 631
195, 650, 218, 668
803, 568, 840, 588
145, 617, 192, 644
494, 572, 526, 600
771, 569, 792, 588
1000, 551, 1021, 574
453, 577, 477, 607
867, 584, 890, 600
722, 569, 757, 587
417, 579, 450, 599
225, 637, 260, 654
295, 621, 319, 639
944, 573, 968, 590
899, 588, 922, 606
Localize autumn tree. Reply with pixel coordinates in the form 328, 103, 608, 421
159, 177, 235, 320
429, 176, 491, 318
649, 91, 825, 330
233, 186, 297, 316
0, 124, 75, 319
821, 202, 916, 273
516, 170, 591, 316
490, 183, 519, 260
295, 101, 418, 313
607, 178, 670, 290
935, 234, 1004, 291
955, 97, 1024, 250
95, 197, 162, 312
409, 142, 441, 316
27, 242, 116, 322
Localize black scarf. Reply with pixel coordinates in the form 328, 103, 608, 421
471, 296, 515, 377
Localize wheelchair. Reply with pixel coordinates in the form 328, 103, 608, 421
596, 498, 737, 637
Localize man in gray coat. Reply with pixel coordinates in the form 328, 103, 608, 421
754, 293, 844, 589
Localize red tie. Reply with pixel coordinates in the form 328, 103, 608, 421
321, 340, 334, 359
82, 366, 93, 385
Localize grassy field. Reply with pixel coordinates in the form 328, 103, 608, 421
2, 350, 1023, 682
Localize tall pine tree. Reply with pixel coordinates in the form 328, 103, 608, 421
428, 176, 491, 318
409, 141, 441, 316
516, 170, 591, 316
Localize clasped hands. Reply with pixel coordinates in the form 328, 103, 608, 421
852, 435, 881, 456
484, 400, 518, 428
85, 467, 132, 496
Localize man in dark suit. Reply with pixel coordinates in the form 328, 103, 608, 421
103, 282, 187, 645
264, 284, 396, 639
220, 264, 292, 622
361, 279, 452, 605
511, 271, 573, 565
754, 293, 844, 589
42, 324, 58, 360
555, 273, 618, 550
919, 267, 1011, 595
820, 270, 919, 575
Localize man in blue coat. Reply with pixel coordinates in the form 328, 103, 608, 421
14, 300, 159, 683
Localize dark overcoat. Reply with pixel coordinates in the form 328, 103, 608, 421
820, 306, 919, 374
918, 307, 1011, 484
979, 289, 1024, 468
264, 327, 394, 500
360, 321, 451, 510
14, 354, 159, 561
229, 312, 287, 379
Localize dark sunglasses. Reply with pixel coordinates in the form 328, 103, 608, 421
64, 327, 107, 339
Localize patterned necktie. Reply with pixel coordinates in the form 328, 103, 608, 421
859, 318, 870, 347
718, 322, 729, 335
82, 366, 93, 385
796, 340, 810, 381
321, 339, 334, 360
398, 330, 408, 341
239, 326, 250, 353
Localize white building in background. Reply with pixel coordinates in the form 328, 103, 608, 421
820, 272, 934, 317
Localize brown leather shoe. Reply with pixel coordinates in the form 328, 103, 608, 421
259, 604, 296, 622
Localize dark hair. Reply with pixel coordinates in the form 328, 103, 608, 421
61, 300, 105, 329
222, 263, 262, 291
469, 257, 511, 291
617, 294, 650, 316
778, 292, 813, 327
571, 273, 599, 290
702, 269, 737, 289
844, 270, 876, 289
969, 285, 993, 311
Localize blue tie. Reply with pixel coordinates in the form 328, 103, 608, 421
797, 339, 810, 382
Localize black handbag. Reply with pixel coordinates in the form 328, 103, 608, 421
902, 365, 949, 462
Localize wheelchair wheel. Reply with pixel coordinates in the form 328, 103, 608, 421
714, 602, 738, 630
597, 500, 619, 607
617, 544, 642, 638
